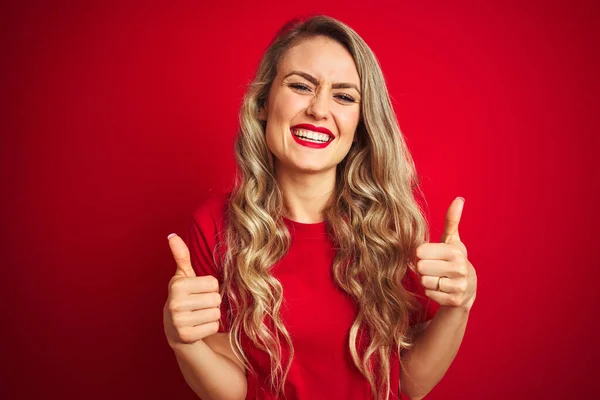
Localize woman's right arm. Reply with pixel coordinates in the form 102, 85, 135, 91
165, 234, 247, 400
170, 334, 247, 400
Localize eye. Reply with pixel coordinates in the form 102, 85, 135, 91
335, 93, 356, 103
289, 83, 311, 92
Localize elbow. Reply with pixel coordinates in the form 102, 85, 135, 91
400, 368, 435, 400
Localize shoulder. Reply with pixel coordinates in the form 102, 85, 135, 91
191, 191, 231, 223
190, 190, 231, 235
186, 191, 232, 276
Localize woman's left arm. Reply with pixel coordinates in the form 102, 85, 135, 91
400, 197, 477, 400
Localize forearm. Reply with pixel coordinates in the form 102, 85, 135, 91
171, 340, 247, 400
400, 305, 470, 399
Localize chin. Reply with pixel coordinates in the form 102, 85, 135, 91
275, 157, 336, 175
294, 164, 334, 174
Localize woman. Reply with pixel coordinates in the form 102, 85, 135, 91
163, 15, 477, 400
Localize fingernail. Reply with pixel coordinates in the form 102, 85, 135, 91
167, 233, 177, 240
456, 197, 465, 202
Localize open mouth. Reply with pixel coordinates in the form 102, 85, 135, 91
291, 128, 333, 144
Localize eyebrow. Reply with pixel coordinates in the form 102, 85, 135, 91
283, 70, 361, 95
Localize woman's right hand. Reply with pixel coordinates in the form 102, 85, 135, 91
163, 233, 222, 348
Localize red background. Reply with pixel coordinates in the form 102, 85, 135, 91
2, 0, 599, 399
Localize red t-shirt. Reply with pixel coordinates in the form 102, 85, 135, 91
185, 193, 439, 400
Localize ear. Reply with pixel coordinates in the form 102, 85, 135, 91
258, 108, 267, 121
258, 101, 268, 121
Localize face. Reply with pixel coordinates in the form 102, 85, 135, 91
260, 36, 362, 175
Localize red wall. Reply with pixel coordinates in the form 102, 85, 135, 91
2, 0, 598, 399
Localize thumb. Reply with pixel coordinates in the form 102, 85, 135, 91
167, 233, 196, 278
441, 197, 465, 244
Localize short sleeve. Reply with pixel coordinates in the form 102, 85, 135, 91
402, 267, 440, 326
184, 194, 232, 333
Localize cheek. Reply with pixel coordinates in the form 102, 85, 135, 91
270, 91, 306, 121
336, 109, 361, 139
264, 124, 283, 153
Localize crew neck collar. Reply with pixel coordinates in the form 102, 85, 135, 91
283, 216, 328, 238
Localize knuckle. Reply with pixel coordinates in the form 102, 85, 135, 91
209, 276, 220, 290
174, 307, 189, 322
459, 265, 469, 277
201, 275, 219, 291
450, 296, 462, 307
451, 262, 467, 277
167, 276, 179, 288
172, 313, 184, 327
170, 279, 186, 293
178, 328, 194, 343
199, 322, 219, 340
451, 247, 463, 260
167, 301, 182, 314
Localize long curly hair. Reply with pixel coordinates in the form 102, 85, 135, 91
219, 15, 431, 400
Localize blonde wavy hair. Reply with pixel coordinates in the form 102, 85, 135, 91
219, 15, 431, 400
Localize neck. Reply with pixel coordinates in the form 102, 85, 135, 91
275, 163, 336, 224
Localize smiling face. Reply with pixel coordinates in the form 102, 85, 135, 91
261, 35, 362, 175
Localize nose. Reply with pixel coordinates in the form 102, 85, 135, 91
306, 90, 329, 120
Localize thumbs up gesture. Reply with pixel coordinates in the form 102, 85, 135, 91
416, 197, 477, 311
163, 233, 222, 348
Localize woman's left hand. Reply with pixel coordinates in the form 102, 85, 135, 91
416, 197, 477, 312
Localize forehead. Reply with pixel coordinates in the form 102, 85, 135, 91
278, 36, 360, 85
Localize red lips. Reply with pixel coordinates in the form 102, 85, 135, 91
290, 123, 334, 139
290, 123, 334, 149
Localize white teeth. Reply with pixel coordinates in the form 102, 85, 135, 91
292, 129, 332, 142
